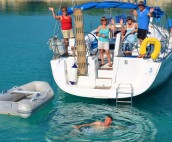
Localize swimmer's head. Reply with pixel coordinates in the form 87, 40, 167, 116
104, 115, 113, 126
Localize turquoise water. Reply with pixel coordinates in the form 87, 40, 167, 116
0, 1, 172, 142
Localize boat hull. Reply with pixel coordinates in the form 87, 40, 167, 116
50, 53, 172, 99
146, 53, 172, 92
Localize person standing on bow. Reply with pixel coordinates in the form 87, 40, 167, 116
49, 6, 74, 56
96, 17, 115, 67
133, 1, 154, 57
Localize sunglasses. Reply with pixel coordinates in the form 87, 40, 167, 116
101, 19, 107, 21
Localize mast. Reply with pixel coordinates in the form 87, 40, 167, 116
73, 9, 87, 75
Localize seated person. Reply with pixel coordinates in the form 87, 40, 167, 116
121, 16, 138, 56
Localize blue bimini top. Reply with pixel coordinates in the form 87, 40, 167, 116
59, 1, 164, 19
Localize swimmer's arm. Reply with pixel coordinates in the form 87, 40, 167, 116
74, 122, 99, 129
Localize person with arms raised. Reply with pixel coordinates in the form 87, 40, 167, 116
49, 6, 74, 56
133, 1, 154, 57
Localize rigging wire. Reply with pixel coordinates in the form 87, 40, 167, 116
53, 0, 62, 36
72, 0, 75, 7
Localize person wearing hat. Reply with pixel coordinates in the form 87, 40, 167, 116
121, 16, 138, 56
133, 1, 154, 57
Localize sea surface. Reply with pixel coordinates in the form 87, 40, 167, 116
0, 1, 172, 142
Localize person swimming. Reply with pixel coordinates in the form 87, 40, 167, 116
74, 115, 113, 130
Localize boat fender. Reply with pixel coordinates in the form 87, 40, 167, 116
140, 37, 161, 60
69, 63, 78, 85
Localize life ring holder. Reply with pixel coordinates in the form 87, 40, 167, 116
140, 37, 161, 60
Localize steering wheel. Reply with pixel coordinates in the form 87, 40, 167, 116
86, 32, 98, 55
123, 32, 139, 54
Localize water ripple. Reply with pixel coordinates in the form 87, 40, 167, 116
45, 103, 157, 142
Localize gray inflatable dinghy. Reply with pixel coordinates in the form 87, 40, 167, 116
0, 81, 54, 118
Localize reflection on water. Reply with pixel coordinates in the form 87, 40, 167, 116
0, 0, 172, 17
0, 0, 91, 15
45, 100, 157, 142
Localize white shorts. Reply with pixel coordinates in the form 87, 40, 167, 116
98, 41, 109, 50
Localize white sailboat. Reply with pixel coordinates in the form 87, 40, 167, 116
49, 1, 172, 100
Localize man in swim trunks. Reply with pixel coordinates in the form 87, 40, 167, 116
74, 115, 113, 129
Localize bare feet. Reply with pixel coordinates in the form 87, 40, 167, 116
108, 64, 112, 67
137, 54, 145, 58
100, 63, 105, 66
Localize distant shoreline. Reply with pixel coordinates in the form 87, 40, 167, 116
0, 0, 172, 5
0, 0, 172, 7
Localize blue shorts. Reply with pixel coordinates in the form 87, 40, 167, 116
122, 42, 133, 51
